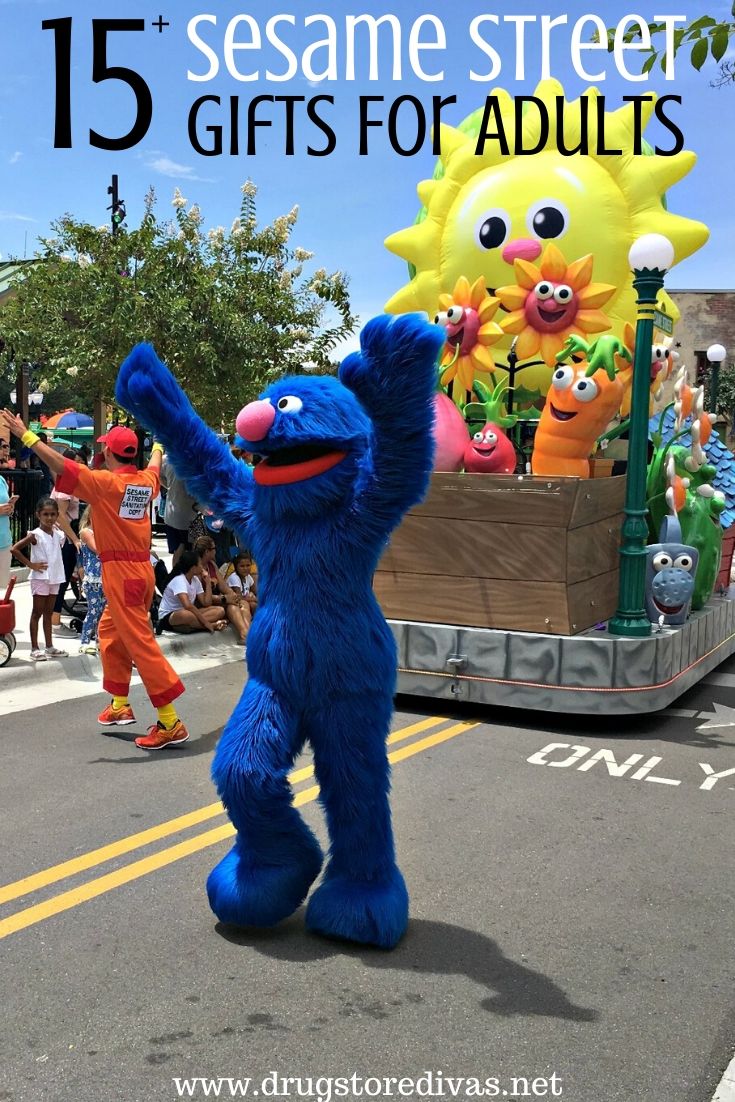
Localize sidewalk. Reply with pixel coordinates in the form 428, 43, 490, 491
1, 537, 246, 696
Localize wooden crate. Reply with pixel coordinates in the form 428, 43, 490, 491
374, 472, 626, 636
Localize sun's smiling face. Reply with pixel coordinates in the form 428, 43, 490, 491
447, 154, 631, 299
385, 80, 709, 391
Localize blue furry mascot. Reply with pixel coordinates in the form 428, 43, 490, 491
116, 314, 443, 949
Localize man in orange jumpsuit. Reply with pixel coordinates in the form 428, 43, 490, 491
1, 412, 187, 750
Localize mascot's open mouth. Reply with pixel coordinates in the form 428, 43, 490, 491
538, 305, 567, 324
653, 596, 683, 616
253, 442, 347, 485
549, 403, 577, 421
448, 328, 464, 347
473, 444, 496, 456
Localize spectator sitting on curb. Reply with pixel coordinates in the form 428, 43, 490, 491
193, 535, 248, 644
157, 549, 228, 636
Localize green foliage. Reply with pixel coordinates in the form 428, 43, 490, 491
714, 364, 735, 420
0, 183, 357, 428
601, 12, 735, 83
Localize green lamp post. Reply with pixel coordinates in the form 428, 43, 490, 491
608, 233, 675, 638
707, 342, 727, 416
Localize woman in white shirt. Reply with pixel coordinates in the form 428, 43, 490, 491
158, 550, 228, 635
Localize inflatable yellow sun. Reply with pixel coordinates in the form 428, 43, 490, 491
496, 243, 615, 365
437, 275, 503, 393
385, 80, 709, 394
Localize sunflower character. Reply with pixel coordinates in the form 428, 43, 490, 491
495, 244, 614, 365
385, 80, 708, 396
434, 275, 503, 397
531, 335, 626, 479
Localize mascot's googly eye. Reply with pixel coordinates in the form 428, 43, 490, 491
484, 431, 498, 444
674, 553, 693, 571
553, 284, 573, 304
527, 199, 569, 240
652, 551, 673, 571
473, 431, 484, 442
276, 395, 303, 413
446, 305, 464, 324
551, 366, 574, 390
572, 378, 599, 403
651, 345, 667, 363
475, 209, 511, 251
434, 311, 449, 327
535, 281, 554, 301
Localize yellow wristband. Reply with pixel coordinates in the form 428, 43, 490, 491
21, 430, 40, 448
151, 442, 164, 455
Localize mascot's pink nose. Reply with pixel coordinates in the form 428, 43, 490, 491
502, 238, 543, 264
236, 400, 275, 442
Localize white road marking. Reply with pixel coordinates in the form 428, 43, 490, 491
697, 702, 735, 731
527, 744, 734, 792
711, 1052, 735, 1101
0, 646, 245, 716
704, 672, 735, 689
662, 707, 698, 718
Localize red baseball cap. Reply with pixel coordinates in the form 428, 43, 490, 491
97, 425, 138, 458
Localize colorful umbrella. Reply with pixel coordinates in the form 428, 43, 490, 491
44, 410, 94, 430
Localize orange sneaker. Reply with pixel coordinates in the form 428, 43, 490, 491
97, 702, 136, 726
135, 720, 189, 751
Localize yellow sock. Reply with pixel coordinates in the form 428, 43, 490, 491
112, 695, 129, 711
157, 703, 178, 729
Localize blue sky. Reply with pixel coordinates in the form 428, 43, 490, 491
1, 0, 733, 350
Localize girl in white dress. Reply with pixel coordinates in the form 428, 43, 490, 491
10, 497, 68, 661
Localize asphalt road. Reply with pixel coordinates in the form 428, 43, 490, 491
1, 657, 734, 1102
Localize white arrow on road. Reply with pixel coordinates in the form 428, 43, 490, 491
697, 702, 735, 731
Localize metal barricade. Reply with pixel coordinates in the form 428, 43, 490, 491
0, 469, 43, 544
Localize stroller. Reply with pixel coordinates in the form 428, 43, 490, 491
0, 578, 18, 667
62, 568, 87, 635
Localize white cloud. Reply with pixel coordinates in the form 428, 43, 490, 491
0, 210, 34, 222
9, 151, 21, 164
144, 153, 216, 183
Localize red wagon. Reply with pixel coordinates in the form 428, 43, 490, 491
0, 577, 17, 667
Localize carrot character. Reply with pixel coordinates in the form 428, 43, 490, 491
531, 335, 628, 479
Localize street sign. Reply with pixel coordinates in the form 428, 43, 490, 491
653, 309, 673, 335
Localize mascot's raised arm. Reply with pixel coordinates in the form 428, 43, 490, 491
115, 313, 443, 949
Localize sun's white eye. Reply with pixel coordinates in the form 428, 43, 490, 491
484, 431, 498, 444
446, 305, 464, 324
434, 311, 449, 327
674, 553, 693, 571
527, 199, 569, 240
474, 208, 511, 251
535, 281, 554, 301
553, 284, 573, 304
572, 378, 599, 403
552, 366, 574, 390
473, 431, 484, 442
276, 395, 303, 413
652, 552, 673, 571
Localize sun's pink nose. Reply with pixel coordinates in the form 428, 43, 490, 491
236, 400, 275, 442
502, 238, 543, 265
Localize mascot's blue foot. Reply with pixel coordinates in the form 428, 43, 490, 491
207, 835, 323, 928
305, 865, 409, 950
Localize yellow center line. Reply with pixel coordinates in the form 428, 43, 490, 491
0, 721, 478, 941
0, 715, 448, 907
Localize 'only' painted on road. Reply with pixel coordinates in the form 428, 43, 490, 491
527, 744, 735, 791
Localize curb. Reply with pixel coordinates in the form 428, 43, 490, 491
1, 629, 245, 689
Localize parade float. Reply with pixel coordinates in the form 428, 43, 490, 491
374, 81, 734, 715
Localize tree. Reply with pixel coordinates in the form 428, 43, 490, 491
602, 11, 735, 85
0, 183, 357, 428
